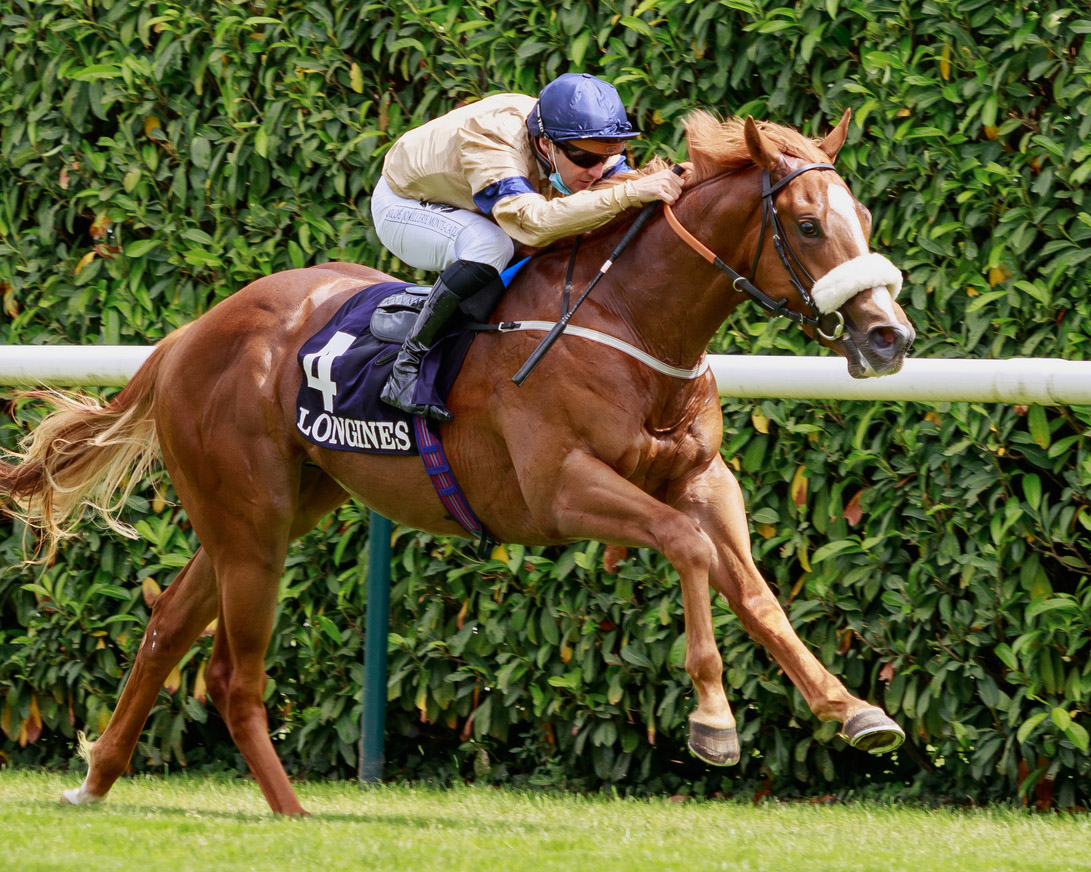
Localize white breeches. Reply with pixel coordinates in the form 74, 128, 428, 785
370, 176, 515, 273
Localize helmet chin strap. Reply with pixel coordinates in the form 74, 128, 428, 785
529, 135, 554, 173
546, 140, 558, 170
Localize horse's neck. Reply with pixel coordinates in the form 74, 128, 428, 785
601, 171, 760, 368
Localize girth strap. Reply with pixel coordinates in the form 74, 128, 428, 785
413, 416, 497, 559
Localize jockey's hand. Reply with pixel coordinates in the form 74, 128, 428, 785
631, 166, 687, 205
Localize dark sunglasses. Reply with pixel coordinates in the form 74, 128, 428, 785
556, 141, 611, 169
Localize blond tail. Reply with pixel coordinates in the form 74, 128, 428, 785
0, 331, 182, 561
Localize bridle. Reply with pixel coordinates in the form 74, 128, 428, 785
663, 162, 846, 342
509, 161, 868, 386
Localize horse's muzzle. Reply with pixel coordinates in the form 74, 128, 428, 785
843, 320, 915, 378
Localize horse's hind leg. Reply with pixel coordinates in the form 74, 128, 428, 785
202, 466, 347, 753
199, 534, 299, 812
174, 457, 347, 816
62, 548, 217, 806
62, 467, 347, 807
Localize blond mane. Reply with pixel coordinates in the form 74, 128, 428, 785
684, 110, 831, 181
602, 110, 830, 189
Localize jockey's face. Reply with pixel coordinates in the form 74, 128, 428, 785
538, 136, 607, 192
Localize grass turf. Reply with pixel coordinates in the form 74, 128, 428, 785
1, 769, 1090, 872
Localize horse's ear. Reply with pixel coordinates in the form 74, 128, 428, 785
819, 108, 852, 162
744, 116, 779, 172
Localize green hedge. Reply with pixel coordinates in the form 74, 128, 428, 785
2, 0, 1090, 805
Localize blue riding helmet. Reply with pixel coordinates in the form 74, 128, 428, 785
526, 73, 640, 142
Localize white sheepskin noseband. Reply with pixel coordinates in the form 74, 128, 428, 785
810, 253, 903, 315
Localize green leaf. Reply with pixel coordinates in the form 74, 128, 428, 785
1026, 597, 1078, 619
182, 249, 222, 267
1014, 280, 1051, 305
811, 539, 861, 562
315, 614, 341, 644
619, 16, 654, 38
180, 228, 214, 246
620, 645, 653, 670
981, 93, 999, 127
1022, 473, 1042, 510
1064, 721, 1090, 753
539, 610, 560, 646
1050, 706, 1072, 730
1016, 711, 1048, 744
570, 32, 592, 68
190, 137, 211, 169
71, 64, 122, 81
389, 37, 426, 53
993, 643, 1018, 672
668, 633, 687, 667
1027, 407, 1050, 449
124, 239, 160, 257
547, 668, 582, 690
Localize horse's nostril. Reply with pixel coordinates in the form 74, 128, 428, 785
869, 326, 897, 354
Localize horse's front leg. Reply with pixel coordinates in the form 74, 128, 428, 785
524, 450, 738, 765
672, 458, 904, 754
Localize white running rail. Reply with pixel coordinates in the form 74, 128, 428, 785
1, 346, 1090, 404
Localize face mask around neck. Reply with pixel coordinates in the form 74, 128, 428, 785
548, 143, 573, 195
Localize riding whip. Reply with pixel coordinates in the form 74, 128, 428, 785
512, 164, 685, 386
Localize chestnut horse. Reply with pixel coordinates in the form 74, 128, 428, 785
2, 112, 914, 815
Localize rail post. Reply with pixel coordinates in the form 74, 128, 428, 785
358, 511, 392, 783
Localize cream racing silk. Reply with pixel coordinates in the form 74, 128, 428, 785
381, 94, 644, 247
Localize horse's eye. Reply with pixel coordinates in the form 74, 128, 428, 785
799, 220, 820, 238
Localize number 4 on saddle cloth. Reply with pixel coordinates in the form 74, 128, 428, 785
295, 258, 529, 554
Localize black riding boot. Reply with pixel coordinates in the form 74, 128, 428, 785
380, 259, 499, 422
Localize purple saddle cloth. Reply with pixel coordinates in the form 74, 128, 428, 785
294, 282, 475, 455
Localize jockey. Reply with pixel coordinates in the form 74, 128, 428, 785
371, 72, 685, 421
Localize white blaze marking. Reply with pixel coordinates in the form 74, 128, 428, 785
869, 287, 898, 321
826, 184, 869, 254
826, 184, 900, 315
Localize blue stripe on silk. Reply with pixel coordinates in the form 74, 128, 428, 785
473, 176, 537, 215
500, 257, 531, 287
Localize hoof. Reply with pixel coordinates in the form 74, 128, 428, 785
61, 783, 104, 807
688, 721, 740, 767
841, 709, 905, 755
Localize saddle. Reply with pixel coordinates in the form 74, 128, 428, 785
370, 277, 508, 346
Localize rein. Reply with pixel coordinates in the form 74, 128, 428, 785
511, 165, 686, 386
664, 161, 845, 342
